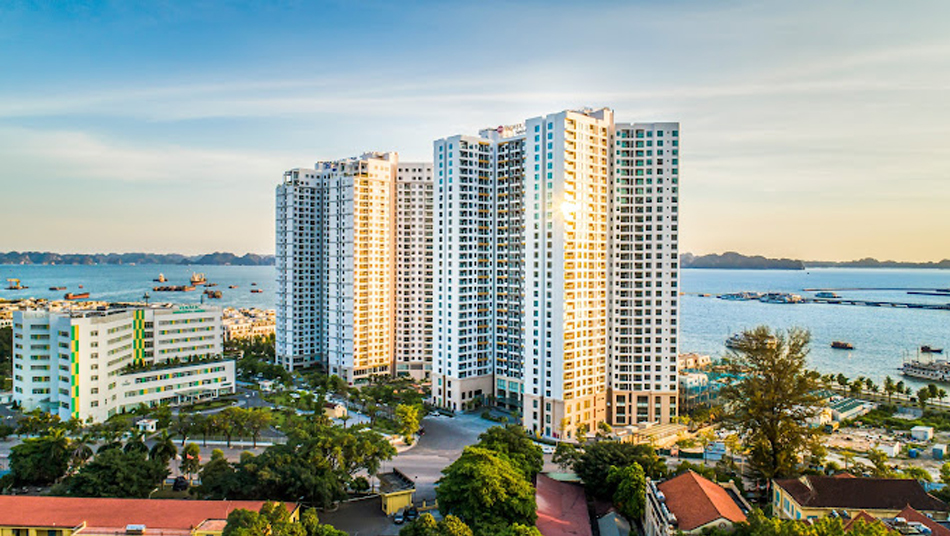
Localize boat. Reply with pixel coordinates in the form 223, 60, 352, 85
204, 290, 222, 299
719, 291, 762, 301
190, 273, 207, 285
725, 333, 745, 349
922, 346, 945, 354
6, 278, 27, 290
153, 285, 196, 292
206, 283, 218, 287
724, 332, 778, 350
49, 286, 67, 291
64, 292, 90, 300
251, 282, 258, 286
229, 285, 238, 289
900, 356, 950, 383
251, 288, 263, 294
759, 292, 804, 304
831, 341, 854, 350
154, 273, 167, 283
815, 291, 840, 299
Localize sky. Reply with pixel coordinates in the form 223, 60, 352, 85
1, 1, 949, 261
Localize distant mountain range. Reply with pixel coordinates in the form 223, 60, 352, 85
681, 252, 950, 270
0, 252, 275, 266
2, 250, 947, 270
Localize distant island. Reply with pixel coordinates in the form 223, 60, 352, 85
681, 252, 805, 270
681, 252, 950, 270
0, 251, 275, 266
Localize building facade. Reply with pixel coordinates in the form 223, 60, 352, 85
433, 108, 680, 439
12, 304, 232, 422
394, 163, 434, 381
276, 153, 434, 383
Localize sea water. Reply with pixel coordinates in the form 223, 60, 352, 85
2, 265, 947, 386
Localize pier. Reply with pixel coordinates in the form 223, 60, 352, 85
806, 297, 950, 310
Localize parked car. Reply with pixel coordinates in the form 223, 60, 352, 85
393, 510, 405, 525
172, 476, 189, 492
406, 506, 419, 521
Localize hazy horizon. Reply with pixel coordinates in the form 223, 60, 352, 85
1, 1, 948, 260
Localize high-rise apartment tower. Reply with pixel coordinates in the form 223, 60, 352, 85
432, 108, 680, 439
276, 153, 433, 383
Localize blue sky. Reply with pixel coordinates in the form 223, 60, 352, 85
1, 0, 949, 260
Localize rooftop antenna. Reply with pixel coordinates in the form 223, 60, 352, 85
143, 292, 150, 306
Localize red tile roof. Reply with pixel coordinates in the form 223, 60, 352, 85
897, 504, 950, 536
657, 471, 747, 532
536, 474, 593, 536
0, 497, 287, 531
773, 476, 949, 512
843, 511, 885, 533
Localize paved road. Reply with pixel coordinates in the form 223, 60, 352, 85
380, 412, 493, 502
320, 412, 492, 535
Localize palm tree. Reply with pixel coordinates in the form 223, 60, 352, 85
69, 432, 95, 472
124, 430, 149, 455
883, 376, 895, 405
149, 430, 178, 465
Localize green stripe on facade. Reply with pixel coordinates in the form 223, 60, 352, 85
134, 310, 145, 366
70, 325, 79, 419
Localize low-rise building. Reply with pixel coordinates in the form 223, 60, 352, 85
772, 475, 949, 522
0, 496, 298, 536
678, 353, 712, 370
645, 471, 750, 535
829, 396, 876, 422
222, 307, 276, 341
912, 425, 935, 442
12, 304, 234, 422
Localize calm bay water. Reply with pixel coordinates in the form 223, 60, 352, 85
2, 265, 948, 387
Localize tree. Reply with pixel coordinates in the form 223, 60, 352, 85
917, 387, 932, 412
401, 514, 474, 536
475, 425, 544, 479
903, 466, 932, 482
216, 407, 248, 448
244, 408, 272, 448
596, 421, 613, 439
224, 502, 345, 536
883, 376, 895, 405
196, 420, 395, 508
124, 430, 149, 455
9, 430, 70, 485
867, 449, 894, 478
69, 433, 95, 472
396, 404, 422, 445
607, 463, 646, 521
60, 448, 168, 498
574, 441, 666, 499
841, 449, 856, 472
181, 442, 202, 480
171, 413, 194, 447
552, 442, 581, 471
941, 462, 950, 485
497, 525, 541, 536
150, 430, 178, 465
720, 326, 821, 481
437, 446, 537, 535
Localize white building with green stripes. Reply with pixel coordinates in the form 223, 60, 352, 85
12, 304, 233, 422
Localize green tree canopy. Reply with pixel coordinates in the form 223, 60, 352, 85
400, 514, 474, 536
59, 448, 168, 498
574, 441, 666, 499
475, 425, 544, 479
437, 446, 537, 535
196, 420, 395, 508
396, 404, 422, 445
607, 463, 646, 521
720, 326, 821, 480
9, 430, 70, 485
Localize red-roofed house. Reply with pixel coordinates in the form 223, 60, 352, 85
645, 471, 750, 535
536, 474, 593, 536
0, 496, 298, 536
